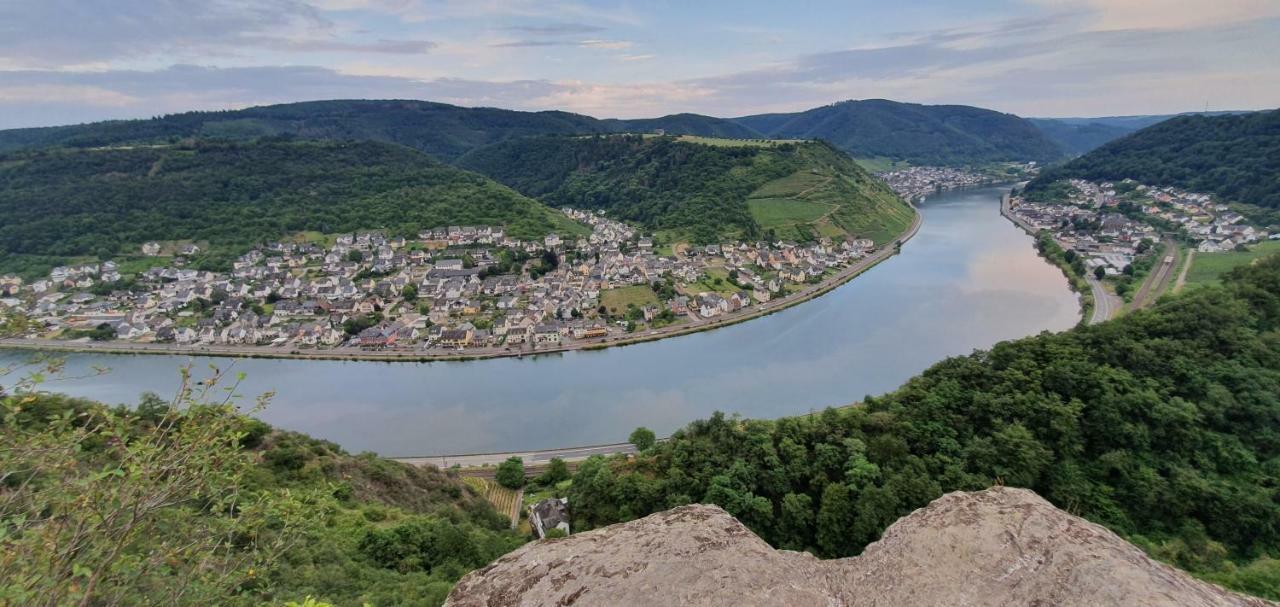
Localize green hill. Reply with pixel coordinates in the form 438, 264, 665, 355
456, 134, 914, 244
1029, 111, 1256, 156
0, 138, 583, 277
733, 99, 1064, 166
0, 99, 762, 162
1028, 118, 1139, 156
1026, 109, 1280, 216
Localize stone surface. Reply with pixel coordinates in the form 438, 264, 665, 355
446, 486, 1275, 607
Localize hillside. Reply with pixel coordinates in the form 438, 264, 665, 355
733, 99, 1064, 165
1028, 118, 1139, 156
1, 386, 526, 607
0, 138, 582, 277
456, 135, 915, 244
447, 491, 1273, 606
563, 254, 1280, 600
0, 99, 762, 162
1026, 109, 1280, 214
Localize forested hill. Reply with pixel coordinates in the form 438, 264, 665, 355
456, 135, 915, 244
0, 138, 582, 277
565, 253, 1280, 601
732, 99, 1064, 165
0, 99, 760, 162
1025, 109, 1280, 212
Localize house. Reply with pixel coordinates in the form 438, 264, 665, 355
534, 323, 562, 345
439, 328, 473, 348
141, 242, 162, 256
529, 497, 570, 539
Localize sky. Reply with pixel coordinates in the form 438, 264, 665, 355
0, 0, 1277, 129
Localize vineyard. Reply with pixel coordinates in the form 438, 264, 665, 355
464, 476, 523, 528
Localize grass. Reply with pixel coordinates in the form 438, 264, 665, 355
684, 267, 741, 296
600, 285, 660, 315
746, 167, 915, 245
853, 156, 911, 173
674, 135, 804, 148
748, 198, 833, 226
1183, 241, 1280, 289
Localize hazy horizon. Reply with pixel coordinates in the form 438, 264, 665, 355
1, 0, 1278, 129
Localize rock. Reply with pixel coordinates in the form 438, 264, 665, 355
446, 486, 1275, 607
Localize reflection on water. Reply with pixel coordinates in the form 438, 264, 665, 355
1, 187, 1079, 455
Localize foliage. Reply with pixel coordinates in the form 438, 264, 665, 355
0, 99, 759, 161
457, 135, 912, 244
0, 139, 579, 277
566, 254, 1280, 600
0, 360, 524, 607
1028, 118, 1138, 156
629, 427, 657, 452
1027, 110, 1280, 212
733, 99, 1064, 166
495, 457, 526, 490
0, 364, 316, 606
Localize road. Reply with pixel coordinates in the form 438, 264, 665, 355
393, 442, 639, 469
1, 211, 924, 363
1087, 275, 1121, 324
1129, 240, 1177, 311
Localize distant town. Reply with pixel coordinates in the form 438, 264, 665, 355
0, 209, 886, 355
1009, 178, 1274, 277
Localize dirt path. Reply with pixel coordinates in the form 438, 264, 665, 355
1173, 249, 1194, 293
1129, 240, 1177, 311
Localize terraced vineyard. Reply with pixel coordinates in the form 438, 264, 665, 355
747, 167, 915, 244
464, 477, 523, 528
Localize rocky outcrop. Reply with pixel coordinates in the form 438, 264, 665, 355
446, 486, 1275, 607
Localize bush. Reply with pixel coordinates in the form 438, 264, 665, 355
629, 427, 656, 452
495, 457, 525, 490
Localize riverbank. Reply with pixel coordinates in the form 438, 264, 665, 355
2, 210, 923, 363
1000, 192, 1097, 324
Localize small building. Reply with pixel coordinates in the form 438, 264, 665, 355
529, 497, 570, 539
141, 242, 162, 256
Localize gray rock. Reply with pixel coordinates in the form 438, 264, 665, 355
446, 486, 1274, 607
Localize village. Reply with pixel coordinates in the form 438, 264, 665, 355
1007, 178, 1274, 277
878, 165, 1003, 201
0, 209, 878, 353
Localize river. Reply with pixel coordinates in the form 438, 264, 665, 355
0, 186, 1080, 456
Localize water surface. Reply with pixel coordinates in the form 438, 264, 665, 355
1, 187, 1079, 455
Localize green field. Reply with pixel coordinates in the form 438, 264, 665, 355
600, 285, 660, 314
852, 156, 911, 173
1184, 241, 1280, 288
674, 135, 804, 148
746, 168, 914, 244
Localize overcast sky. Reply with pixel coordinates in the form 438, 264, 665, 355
0, 0, 1276, 129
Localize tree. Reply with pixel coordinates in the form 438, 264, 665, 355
816, 482, 855, 557
495, 456, 526, 489
537, 457, 570, 486
629, 427, 656, 452
346, 249, 363, 263
401, 284, 418, 302
1094, 266, 1107, 279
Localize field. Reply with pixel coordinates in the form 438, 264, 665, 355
746, 168, 915, 245
853, 156, 911, 173
683, 267, 741, 296
600, 285, 660, 314
463, 477, 522, 528
1183, 241, 1280, 288
674, 135, 804, 148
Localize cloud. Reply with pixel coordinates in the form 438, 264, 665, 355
577, 39, 633, 50
503, 22, 607, 36
254, 37, 437, 54
1028, 0, 1280, 30
0, 0, 328, 67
